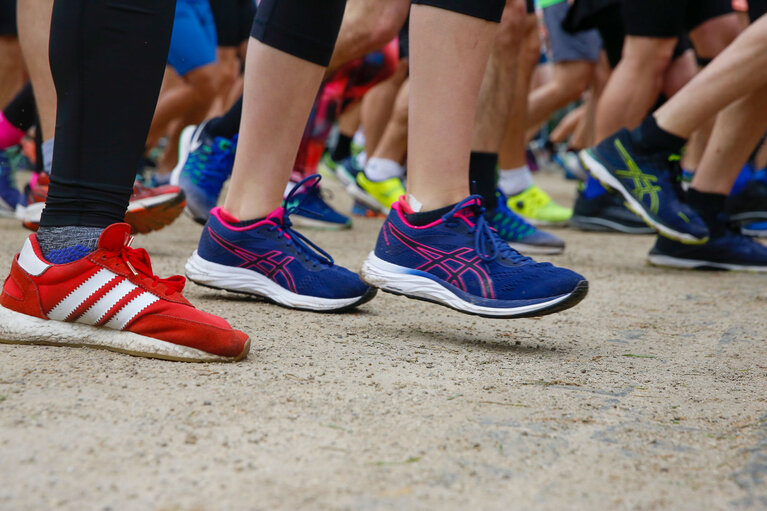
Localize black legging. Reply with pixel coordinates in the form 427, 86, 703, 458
40, 0, 176, 228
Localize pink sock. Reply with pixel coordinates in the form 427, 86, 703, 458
0, 112, 25, 149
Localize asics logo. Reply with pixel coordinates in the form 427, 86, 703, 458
46, 269, 159, 329
614, 140, 662, 215
385, 223, 494, 298
208, 228, 297, 292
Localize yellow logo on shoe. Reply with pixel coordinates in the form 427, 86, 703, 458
614, 140, 662, 215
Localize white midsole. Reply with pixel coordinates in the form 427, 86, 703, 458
570, 215, 654, 234
127, 192, 181, 211
185, 251, 365, 310
580, 149, 701, 243
0, 304, 232, 362
360, 252, 572, 317
647, 254, 767, 272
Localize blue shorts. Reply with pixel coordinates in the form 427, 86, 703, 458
168, 0, 218, 76
542, 1, 601, 63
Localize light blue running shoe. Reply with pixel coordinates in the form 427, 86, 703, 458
171, 122, 237, 225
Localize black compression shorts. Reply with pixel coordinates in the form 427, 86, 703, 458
526, 0, 535, 14
622, 0, 733, 38
0, 0, 16, 36
211, 0, 257, 47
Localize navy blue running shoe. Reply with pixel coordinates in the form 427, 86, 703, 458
186, 175, 375, 312
0, 150, 25, 217
580, 129, 709, 244
488, 191, 565, 255
361, 196, 587, 318
287, 184, 352, 230
171, 123, 237, 225
648, 228, 767, 272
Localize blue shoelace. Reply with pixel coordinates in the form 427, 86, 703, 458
272, 174, 335, 268
441, 195, 532, 265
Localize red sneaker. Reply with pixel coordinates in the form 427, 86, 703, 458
0, 224, 250, 362
21, 175, 186, 235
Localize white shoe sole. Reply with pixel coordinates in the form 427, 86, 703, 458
0, 304, 246, 362
579, 149, 706, 245
186, 251, 374, 312
647, 254, 767, 272
361, 252, 587, 318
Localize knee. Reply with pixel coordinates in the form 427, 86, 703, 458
188, 65, 218, 100
622, 38, 676, 77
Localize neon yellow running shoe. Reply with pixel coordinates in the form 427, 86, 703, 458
352, 173, 406, 213
507, 185, 572, 226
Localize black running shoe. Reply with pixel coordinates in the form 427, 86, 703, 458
725, 179, 767, 224
570, 188, 654, 234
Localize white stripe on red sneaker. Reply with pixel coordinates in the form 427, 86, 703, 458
104, 292, 159, 330
47, 269, 118, 321
76, 279, 138, 325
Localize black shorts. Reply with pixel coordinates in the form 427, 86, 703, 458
0, 0, 16, 36
751, 0, 767, 21
622, 0, 733, 38
526, 0, 535, 14
210, 0, 257, 47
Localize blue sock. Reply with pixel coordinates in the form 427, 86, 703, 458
582, 175, 607, 200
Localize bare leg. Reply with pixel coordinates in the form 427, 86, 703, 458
147, 63, 218, 150
0, 36, 25, 108
498, 13, 538, 169
327, 0, 410, 73
526, 61, 594, 130
223, 42, 328, 220
406, 6, 498, 210
370, 79, 409, 164
691, 85, 767, 194
594, 36, 676, 142
471, 0, 525, 153
17, 0, 56, 140
654, 15, 767, 138
361, 58, 408, 156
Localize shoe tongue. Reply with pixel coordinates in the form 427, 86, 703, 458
97, 223, 133, 250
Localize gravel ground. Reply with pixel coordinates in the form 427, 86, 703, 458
1, 172, 766, 511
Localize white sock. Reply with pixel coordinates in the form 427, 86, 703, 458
498, 165, 533, 197
364, 157, 405, 182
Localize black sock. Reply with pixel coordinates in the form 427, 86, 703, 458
630, 115, 687, 154
687, 187, 726, 231
405, 204, 455, 226
229, 216, 266, 228
205, 96, 242, 139
331, 133, 352, 161
469, 151, 498, 210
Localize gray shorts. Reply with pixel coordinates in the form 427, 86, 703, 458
542, 1, 602, 63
